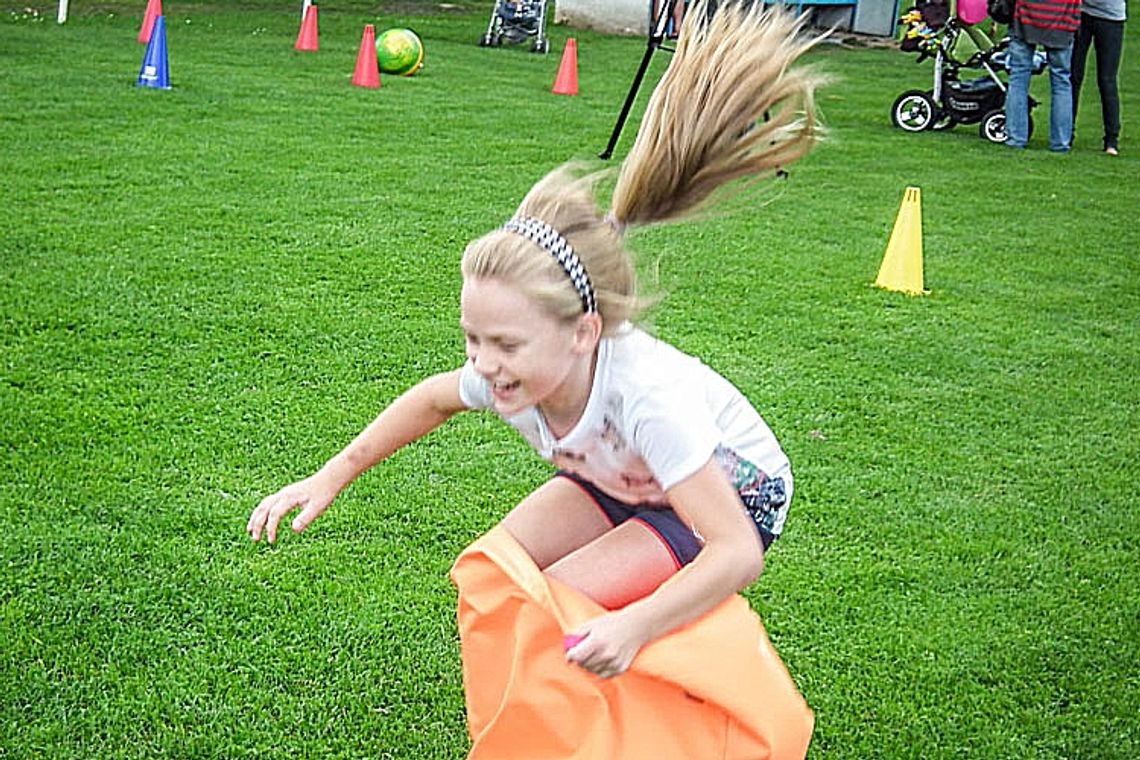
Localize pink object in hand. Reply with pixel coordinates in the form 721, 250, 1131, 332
563, 633, 586, 652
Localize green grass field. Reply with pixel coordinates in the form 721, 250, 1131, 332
2, 2, 1138, 757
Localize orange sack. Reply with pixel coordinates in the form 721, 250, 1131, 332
450, 527, 814, 759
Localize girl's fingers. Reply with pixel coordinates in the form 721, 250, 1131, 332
562, 633, 587, 653
290, 508, 309, 535
249, 483, 328, 543
291, 502, 321, 535
566, 636, 627, 678
247, 501, 271, 542
264, 499, 289, 544
247, 492, 300, 544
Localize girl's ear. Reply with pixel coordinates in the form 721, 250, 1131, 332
572, 312, 604, 354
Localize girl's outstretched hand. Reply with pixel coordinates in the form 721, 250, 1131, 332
563, 609, 653, 679
247, 473, 339, 544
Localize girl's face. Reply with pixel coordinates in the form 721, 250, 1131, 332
459, 277, 597, 419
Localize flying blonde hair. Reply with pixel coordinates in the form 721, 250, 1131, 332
462, 2, 827, 334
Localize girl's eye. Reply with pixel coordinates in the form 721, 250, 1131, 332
500, 343, 519, 354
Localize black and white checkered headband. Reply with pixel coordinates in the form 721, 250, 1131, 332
501, 217, 597, 314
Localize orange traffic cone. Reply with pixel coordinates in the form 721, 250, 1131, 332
137, 0, 162, 44
552, 38, 578, 96
352, 24, 380, 88
294, 4, 319, 52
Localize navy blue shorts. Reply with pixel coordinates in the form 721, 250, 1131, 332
556, 470, 779, 568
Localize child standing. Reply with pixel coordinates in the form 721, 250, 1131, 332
248, 2, 825, 682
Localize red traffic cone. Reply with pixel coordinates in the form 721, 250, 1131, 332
137, 0, 163, 44
294, 4, 319, 52
352, 24, 380, 89
552, 38, 578, 95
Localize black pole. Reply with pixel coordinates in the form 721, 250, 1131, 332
598, 0, 683, 160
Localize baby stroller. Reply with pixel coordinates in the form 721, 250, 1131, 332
891, 2, 1046, 143
479, 0, 550, 53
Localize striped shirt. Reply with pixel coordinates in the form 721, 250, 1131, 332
1013, 0, 1082, 46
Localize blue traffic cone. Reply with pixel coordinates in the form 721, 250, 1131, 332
136, 15, 170, 89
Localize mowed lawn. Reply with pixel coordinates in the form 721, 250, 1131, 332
1, 2, 1138, 758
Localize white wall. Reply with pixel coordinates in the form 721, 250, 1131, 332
852, 0, 899, 36
554, 0, 650, 36
553, 0, 879, 36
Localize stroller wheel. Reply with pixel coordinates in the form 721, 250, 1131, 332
980, 110, 1007, 143
479, 33, 494, 47
531, 39, 549, 54
891, 90, 938, 132
981, 109, 1034, 143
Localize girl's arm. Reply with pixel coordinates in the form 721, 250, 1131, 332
567, 457, 764, 676
247, 369, 467, 543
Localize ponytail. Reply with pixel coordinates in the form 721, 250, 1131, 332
611, 2, 826, 227
462, 2, 827, 331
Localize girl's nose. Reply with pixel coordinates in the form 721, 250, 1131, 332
472, 348, 497, 377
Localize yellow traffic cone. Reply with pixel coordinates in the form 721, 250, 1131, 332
875, 186, 928, 295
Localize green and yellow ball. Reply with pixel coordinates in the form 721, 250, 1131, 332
376, 28, 424, 77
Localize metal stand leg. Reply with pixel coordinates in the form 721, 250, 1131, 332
598, 0, 684, 159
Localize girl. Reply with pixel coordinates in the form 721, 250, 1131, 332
248, 2, 826, 681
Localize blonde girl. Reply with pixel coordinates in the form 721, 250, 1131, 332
248, 2, 826, 680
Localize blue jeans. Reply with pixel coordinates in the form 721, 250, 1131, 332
1005, 36, 1074, 151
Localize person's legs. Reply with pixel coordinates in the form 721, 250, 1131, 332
1070, 15, 1094, 128
1005, 36, 1034, 148
1092, 17, 1124, 151
1046, 43, 1074, 152
672, 0, 685, 36
651, 0, 686, 38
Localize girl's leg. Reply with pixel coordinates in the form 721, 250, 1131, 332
498, 477, 681, 609
498, 476, 613, 570
547, 521, 680, 610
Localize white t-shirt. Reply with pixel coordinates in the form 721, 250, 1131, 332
458, 325, 791, 531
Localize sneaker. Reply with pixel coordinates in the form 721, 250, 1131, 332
1105, 146, 1119, 156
